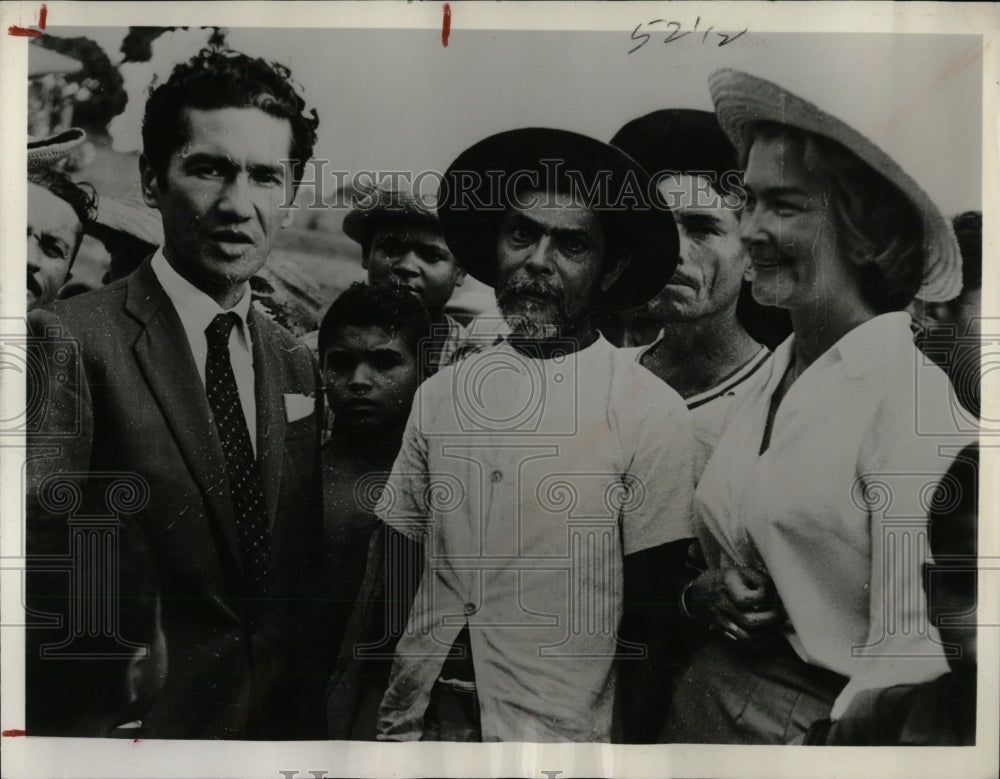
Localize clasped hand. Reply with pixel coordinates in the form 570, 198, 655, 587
685, 566, 786, 649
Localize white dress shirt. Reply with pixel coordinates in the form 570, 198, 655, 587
151, 249, 257, 453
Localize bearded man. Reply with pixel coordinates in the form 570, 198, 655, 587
369, 128, 698, 742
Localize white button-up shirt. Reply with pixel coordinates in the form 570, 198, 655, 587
376, 335, 697, 741
694, 313, 976, 716
151, 249, 257, 453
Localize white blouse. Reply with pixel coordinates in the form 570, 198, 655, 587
694, 312, 976, 716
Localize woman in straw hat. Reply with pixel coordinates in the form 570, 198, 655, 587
660, 69, 976, 744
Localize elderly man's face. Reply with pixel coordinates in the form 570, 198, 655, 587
647, 174, 748, 322
141, 107, 293, 303
364, 222, 465, 317
27, 182, 82, 311
496, 189, 615, 340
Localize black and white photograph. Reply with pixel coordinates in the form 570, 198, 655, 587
1, 2, 997, 777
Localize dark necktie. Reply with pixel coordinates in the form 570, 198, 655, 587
205, 312, 270, 593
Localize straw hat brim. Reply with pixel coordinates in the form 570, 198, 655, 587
27, 128, 87, 171
437, 127, 679, 312
89, 197, 163, 248
709, 68, 961, 303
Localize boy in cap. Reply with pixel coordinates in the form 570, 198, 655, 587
373, 128, 697, 742
343, 184, 467, 371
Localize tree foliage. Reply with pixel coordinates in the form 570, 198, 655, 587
34, 35, 127, 135
120, 26, 227, 63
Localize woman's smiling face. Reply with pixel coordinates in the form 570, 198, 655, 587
739, 132, 861, 313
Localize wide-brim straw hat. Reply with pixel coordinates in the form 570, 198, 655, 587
709, 68, 961, 303
27, 128, 87, 171
437, 127, 679, 312
90, 195, 163, 248
343, 183, 441, 248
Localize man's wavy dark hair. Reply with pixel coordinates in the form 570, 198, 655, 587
141, 48, 319, 186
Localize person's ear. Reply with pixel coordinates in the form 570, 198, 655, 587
280, 208, 295, 229
454, 267, 467, 288
599, 253, 631, 293
139, 155, 161, 209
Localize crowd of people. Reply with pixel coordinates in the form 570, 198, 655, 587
24, 47, 980, 746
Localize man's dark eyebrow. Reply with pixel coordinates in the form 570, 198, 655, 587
181, 154, 283, 177
504, 212, 592, 241
182, 152, 232, 165
366, 347, 405, 359
249, 162, 285, 177
745, 184, 810, 200
675, 208, 725, 223
39, 233, 71, 255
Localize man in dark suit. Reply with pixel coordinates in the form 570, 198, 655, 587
26, 49, 327, 739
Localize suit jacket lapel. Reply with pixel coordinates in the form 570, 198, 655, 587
248, 307, 286, 530
125, 259, 247, 580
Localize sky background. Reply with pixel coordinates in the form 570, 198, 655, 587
47, 26, 983, 216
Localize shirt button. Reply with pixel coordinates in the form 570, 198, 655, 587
491, 470, 503, 483
464, 602, 477, 615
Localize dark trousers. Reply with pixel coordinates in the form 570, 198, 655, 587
660, 634, 847, 744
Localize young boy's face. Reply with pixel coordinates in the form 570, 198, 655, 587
322, 324, 420, 435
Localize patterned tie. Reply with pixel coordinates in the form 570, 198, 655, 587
205, 312, 270, 593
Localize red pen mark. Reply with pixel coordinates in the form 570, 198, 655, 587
441, 3, 451, 47
2, 729, 28, 737
8, 3, 47, 37
132, 738, 142, 745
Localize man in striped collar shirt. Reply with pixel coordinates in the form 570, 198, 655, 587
614, 109, 774, 485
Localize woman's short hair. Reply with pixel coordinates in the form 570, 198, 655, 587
745, 122, 925, 313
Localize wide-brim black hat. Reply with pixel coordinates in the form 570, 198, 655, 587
437, 127, 679, 312
611, 109, 737, 189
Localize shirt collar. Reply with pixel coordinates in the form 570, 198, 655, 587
151, 247, 253, 335
831, 312, 913, 378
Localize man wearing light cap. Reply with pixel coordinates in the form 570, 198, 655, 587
373, 128, 697, 742
26, 129, 97, 311
343, 184, 467, 371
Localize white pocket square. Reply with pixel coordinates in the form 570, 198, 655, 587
283, 393, 315, 422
